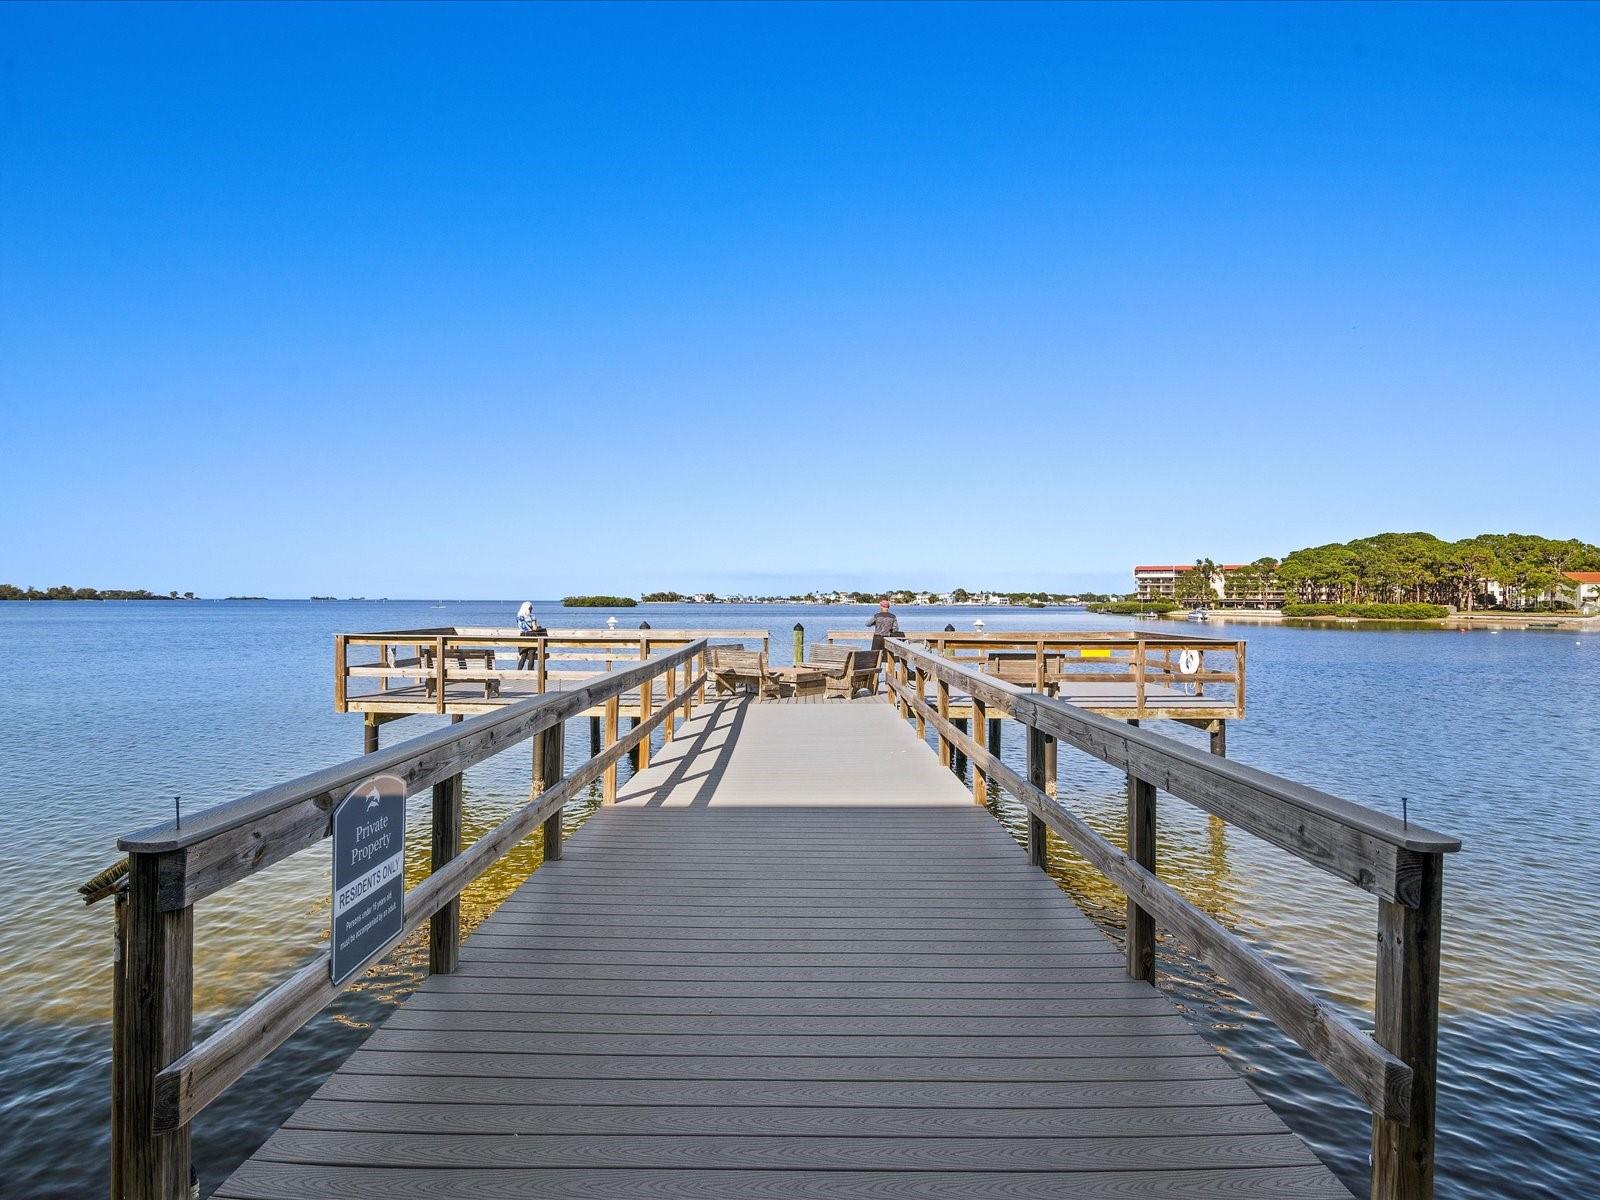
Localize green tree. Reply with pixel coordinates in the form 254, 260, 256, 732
1174, 559, 1218, 607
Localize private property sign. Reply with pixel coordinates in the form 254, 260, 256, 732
330, 773, 407, 986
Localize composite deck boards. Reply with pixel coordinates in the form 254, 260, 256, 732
217, 699, 1351, 1199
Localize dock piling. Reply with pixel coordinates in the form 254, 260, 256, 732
536, 721, 565, 861
1372, 853, 1445, 1200
1026, 726, 1048, 866
429, 774, 462, 974
122, 852, 192, 1200
1125, 718, 1156, 983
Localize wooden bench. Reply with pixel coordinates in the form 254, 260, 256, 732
418, 646, 500, 698
806, 643, 881, 698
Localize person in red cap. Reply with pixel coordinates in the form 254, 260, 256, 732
866, 598, 902, 653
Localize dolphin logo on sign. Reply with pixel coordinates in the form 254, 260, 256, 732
330, 773, 408, 986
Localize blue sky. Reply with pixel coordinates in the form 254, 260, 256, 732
2, 3, 1597, 597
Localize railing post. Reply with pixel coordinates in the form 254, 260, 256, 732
602, 695, 620, 804
1044, 682, 1058, 798
664, 664, 677, 741
429, 774, 462, 974
1235, 640, 1247, 718
970, 696, 988, 805
1026, 726, 1048, 867
535, 637, 548, 694
434, 635, 447, 714
1126, 757, 1157, 983
637, 672, 654, 768
928, 681, 947, 764
936, 677, 952, 768
1371, 852, 1444, 1200
913, 667, 926, 738
123, 852, 192, 1200
1134, 639, 1147, 714
333, 634, 347, 712
536, 720, 566, 861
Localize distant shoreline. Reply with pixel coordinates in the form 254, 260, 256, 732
1202, 609, 1598, 631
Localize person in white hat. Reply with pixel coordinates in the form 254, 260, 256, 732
515, 601, 543, 671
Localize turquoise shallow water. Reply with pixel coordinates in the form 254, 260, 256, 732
1, 600, 1597, 1198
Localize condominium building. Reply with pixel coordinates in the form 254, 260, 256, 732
1133, 564, 1286, 609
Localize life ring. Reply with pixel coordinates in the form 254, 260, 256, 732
1178, 648, 1202, 675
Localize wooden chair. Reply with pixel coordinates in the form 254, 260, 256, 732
805, 644, 881, 699
708, 646, 772, 697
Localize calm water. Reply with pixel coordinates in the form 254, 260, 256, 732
2, 600, 1597, 1198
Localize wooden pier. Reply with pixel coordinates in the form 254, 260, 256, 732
106, 638, 1460, 1200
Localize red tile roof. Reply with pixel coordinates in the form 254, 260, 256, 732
1565, 571, 1600, 583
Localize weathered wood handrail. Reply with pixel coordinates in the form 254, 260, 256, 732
829, 628, 1232, 644
882, 637, 1459, 1200
334, 628, 772, 715
115, 641, 708, 1200
831, 630, 1245, 721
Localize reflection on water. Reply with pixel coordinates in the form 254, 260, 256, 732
1, 600, 1597, 1198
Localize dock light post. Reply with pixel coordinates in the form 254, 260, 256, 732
606, 616, 617, 630
974, 618, 985, 632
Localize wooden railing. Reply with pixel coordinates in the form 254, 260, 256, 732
828, 629, 1245, 718
335, 627, 769, 712
881, 637, 1459, 1200
112, 641, 709, 1200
